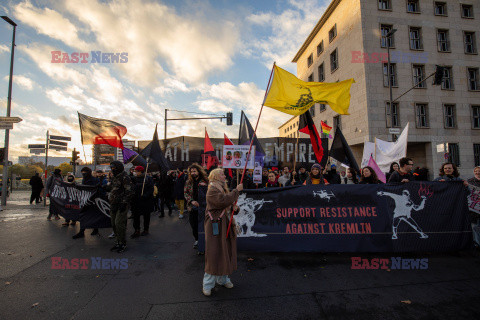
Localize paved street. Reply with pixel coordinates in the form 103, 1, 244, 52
1, 191, 479, 320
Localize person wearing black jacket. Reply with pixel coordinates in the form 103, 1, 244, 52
158, 170, 175, 217
359, 167, 383, 184
174, 168, 187, 219
130, 166, 154, 238
229, 169, 253, 190
29, 172, 44, 204
73, 167, 100, 239
388, 157, 414, 183
325, 164, 341, 184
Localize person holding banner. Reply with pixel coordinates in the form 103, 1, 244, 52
388, 157, 414, 183
359, 167, 383, 184
468, 167, 480, 247
203, 168, 243, 297
434, 163, 469, 186
304, 164, 328, 185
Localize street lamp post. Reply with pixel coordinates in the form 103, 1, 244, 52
386, 28, 397, 141
1, 16, 17, 207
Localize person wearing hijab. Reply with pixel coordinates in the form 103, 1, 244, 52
203, 168, 243, 297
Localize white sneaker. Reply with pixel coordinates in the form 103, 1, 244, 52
224, 281, 234, 289
179, 214, 184, 219
202, 288, 211, 296
193, 241, 198, 249
108, 232, 116, 239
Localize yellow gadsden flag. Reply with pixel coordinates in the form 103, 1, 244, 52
263, 65, 355, 115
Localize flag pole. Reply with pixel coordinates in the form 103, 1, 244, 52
226, 62, 276, 238
141, 160, 150, 196
292, 130, 300, 182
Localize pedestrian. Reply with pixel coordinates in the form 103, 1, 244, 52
342, 168, 359, 184
107, 161, 135, 253
203, 168, 243, 297
230, 169, 253, 190
387, 157, 414, 183
184, 163, 208, 249
29, 172, 43, 205
261, 168, 269, 186
130, 166, 154, 238
174, 168, 187, 219
359, 166, 383, 184
46, 168, 62, 220
266, 172, 282, 188
325, 164, 341, 184
158, 171, 175, 217
277, 166, 291, 186
467, 166, 480, 247
434, 163, 468, 186
72, 167, 100, 239
62, 174, 77, 227
304, 163, 328, 185
385, 162, 399, 181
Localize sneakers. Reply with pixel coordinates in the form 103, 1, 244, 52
110, 243, 121, 251
224, 281, 234, 289
108, 232, 116, 239
193, 241, 198, 249
54, 216, 60, 220
202, 288, 211, 296
179, 214, 184, 219
47, 217, 52, 221
117, 244, 126, 253
72, 232, 85, 239
130, 230, 140, 239
140, 230, 149, 236
91, 229, 99, 236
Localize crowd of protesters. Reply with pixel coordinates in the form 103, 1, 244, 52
38, 157, 480, 297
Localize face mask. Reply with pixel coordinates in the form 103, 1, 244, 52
81, 172, 88, 178
67, 178, 74, 182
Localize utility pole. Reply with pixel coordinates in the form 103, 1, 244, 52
164, 109, 168, 139
44, 131, 49, 206
164, 110, 233, 140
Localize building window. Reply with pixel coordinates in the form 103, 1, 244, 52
437, 29, 450, 52
464, 32, 477, 54
448, 143, 460, 167
330, 49, 338, 72
383, 63, 397, 87
409, 27, 423, 50
318, 63, 325, 82
307, 53, 313, 67
474, 144, 480, 166
468, 68, 479, 90
434, 2, 447, 16
310, 105, 315, 117
472, 106, 480, 128
415, 103, 429, 128
317, 40, 324, 56
329, 24, 337, 43
413, 65, 426, 88
386, 102, 400, 128
308, 73, 314, 82
381, 24, 394, 48
444, 104, 456, 128
378, 0, 391, 10
319, 104, 326, 112
333, 115, 341, 131
407, 0, 420, 13
442, 67, 453, 90
461, 4, 473, 18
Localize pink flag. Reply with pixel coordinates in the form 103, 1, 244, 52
368, 155, 386, 183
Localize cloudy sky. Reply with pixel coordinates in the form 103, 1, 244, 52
0, 0, 328, 162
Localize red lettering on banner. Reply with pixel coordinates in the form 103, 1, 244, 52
319, 223, 325, 233
329, 223, 334, 233
276, 208, 282, 218
293, 208, 298, 217
371, 207, 377, 217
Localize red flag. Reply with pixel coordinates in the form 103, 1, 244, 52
298, 110, 324, 163
78, 112, 127, 149
224, 134, 234, 178
204, 129, 218, 169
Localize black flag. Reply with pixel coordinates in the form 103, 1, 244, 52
140, 124, 171, 172
329, 127, 360, 173
238, 111, 265, 156
298, 110, 325, 164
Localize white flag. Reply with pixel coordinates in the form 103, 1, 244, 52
361, 141, 375, 169
374, 123, 409, 173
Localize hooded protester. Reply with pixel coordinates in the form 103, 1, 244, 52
304, 164, 328, 185
46, 168, 62, 220
202, 168, 243, 297
29, 172, 44, 204
73, 167, 100, 239
325, 164, 341, 184
158, 170, 175, 217
130, 166, 154, 238
107, 161, 135, 253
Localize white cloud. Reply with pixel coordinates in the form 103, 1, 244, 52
3, 75, 35, 90
0, 44, 9, 54
45, 88, 83, 110
195, 100, 232, 113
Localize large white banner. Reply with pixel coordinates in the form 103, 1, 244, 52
222, 145, 255, 169
374, 123, 409, 173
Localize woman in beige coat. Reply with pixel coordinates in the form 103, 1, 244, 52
203, 168, 243, 296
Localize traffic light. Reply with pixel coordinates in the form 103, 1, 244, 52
226, 112, 233, 126
433, 65, 445, 85
72, 149, 80, 162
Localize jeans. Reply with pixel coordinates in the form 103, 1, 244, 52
203, 273, 231, 290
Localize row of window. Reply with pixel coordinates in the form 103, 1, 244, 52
381, 24, 477, 54
386, 103, 480, 130
379, 0, 474, 19
443, 143, 480, 168
384, 64, 479, 91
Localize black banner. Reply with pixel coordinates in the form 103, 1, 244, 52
198, 182, 472, 252
138, 136, 328, 169
49, 180, 111, 228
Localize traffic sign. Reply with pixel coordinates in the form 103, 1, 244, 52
0, 123, 13, 130
49, 135, 71, 141
388, 128, 401, 135
30, 149, 45, 154
0, 116, 22, 123
28, 144, 46, 149
49, 145, 68, 151
49, 140, 68, 147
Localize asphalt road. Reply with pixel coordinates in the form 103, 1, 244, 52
1, 191, 479, 320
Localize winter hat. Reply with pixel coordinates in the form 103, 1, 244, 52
54, 168, 61, 175
134, 166, 145, 172
311, 163, 322, 170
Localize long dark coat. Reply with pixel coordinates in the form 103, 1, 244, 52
204, 182, 239, 276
